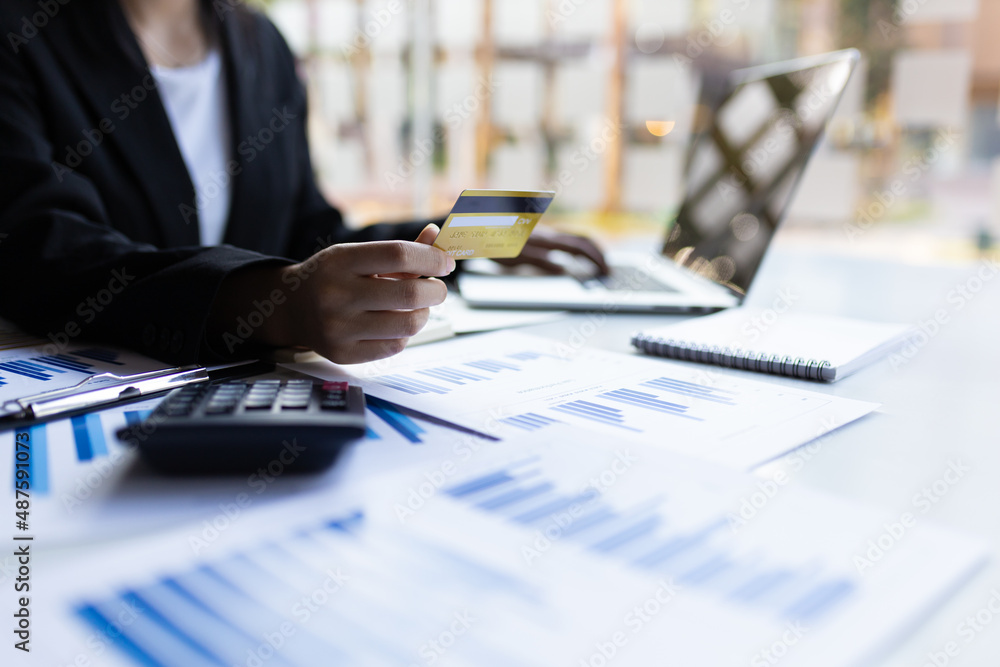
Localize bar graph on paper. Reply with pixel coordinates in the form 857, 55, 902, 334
442, 456, 855, 624
72, 511, 554, 667
0, 344, 163, 398
3, 397, 437, 501
368, 348, 735, 433
4, 402, 159, 501
346, 332, 877, 468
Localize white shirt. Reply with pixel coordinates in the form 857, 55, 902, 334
151, 50, 232, 246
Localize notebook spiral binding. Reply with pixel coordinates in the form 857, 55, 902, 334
631, 335, 834, 382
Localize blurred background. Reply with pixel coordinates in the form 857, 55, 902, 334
256, 0, 1000, 264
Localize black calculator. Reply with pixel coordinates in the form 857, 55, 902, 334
118, 378, 366, 474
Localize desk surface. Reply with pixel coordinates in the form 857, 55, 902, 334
27, 249, 1000, 665
516, 248, 1000, 666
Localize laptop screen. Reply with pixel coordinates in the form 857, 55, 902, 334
662, 50, 858, 296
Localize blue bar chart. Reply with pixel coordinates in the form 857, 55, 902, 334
597, 388, 703, 420
550, 400, 643, 432
369, 351, 545, 396
366, 396, 427, 443
72, 348, 125, 365
500, 412, 560, 432
641, 377, 738, 405
351, 331, 880, 468
444, 461, 856, 623
464, 358, 520, 373
416, 366, 488, 385
10, 407, 153, 497
507, 351, 552, 361
71, 413, 109, 461
34, 354, 97, 373
0, 347, 123, 390
73, 514, 543, 667
371, 373, 451, 395
9, 399, 436, 499
0, 358, 70, 382
25, 423, 49, 495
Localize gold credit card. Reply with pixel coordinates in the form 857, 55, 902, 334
433, 189, 555, 259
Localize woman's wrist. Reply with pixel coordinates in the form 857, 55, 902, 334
207, 264, 299, 352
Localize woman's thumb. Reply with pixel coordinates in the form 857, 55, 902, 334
414, 223, 440, 246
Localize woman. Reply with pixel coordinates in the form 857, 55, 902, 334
0, 0, 605, 365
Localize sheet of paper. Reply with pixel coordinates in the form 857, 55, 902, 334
25, 427, 986, 667
369, 428, 987, 666
0, 341, 171, 406
288, 331, 880, 469
0, 392, 483, 546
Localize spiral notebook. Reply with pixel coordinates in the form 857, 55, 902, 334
631, 310, 914, 382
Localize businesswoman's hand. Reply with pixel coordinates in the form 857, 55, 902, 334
495, 228, 610, 276
212, 224, 453, 364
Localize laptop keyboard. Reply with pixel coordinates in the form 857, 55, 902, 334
586, 265, 679, 292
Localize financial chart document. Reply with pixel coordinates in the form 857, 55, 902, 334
0, 332, 170, 406
0, 391, 491, 545
290, 331, 880, 468
28, 428, 986, 667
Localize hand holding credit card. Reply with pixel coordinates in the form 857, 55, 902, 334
432, 189, 555, 259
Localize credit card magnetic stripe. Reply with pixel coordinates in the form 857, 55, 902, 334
449, 195, 554, 215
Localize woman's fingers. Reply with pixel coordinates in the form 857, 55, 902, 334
284, 234, 454, 365
494, 245, 567, 274
526, 232, 610, 275
351, 308, 431, 340
351, 276, 447, 311
338, 239, 455, 277
318, 339, 411, 365
379, 223, 442, 278
414, 223, 440, 245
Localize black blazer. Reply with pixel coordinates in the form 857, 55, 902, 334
0, 0, 424, 364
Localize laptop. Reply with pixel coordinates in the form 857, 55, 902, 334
457, 49, 860, 313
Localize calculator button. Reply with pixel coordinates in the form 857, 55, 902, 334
320, 399, 347, 411
213, 390, 242, 399
244, 402, 273, 411
280, 394, 311, 408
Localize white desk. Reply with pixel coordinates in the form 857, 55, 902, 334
20, 249, 1000, 666
516, 248, 1000, 666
